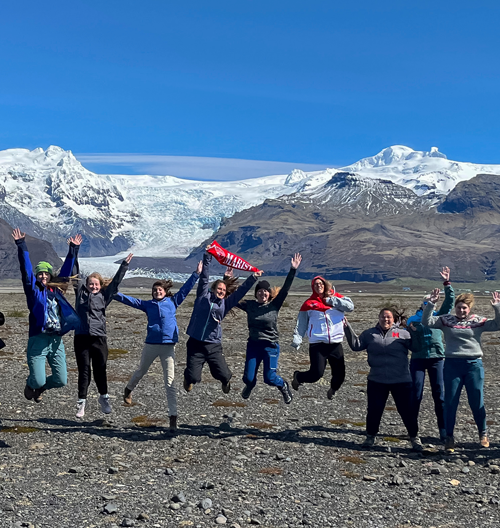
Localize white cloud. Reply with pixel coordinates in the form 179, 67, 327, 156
76, 153, 334, 181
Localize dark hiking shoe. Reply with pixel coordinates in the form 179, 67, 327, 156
445, 436, 455, 453
123, 387, 133, 405
241, 384, 252, 400
327, 387, 336, 400
24, 384, 35, 401
183, 377, 193, 393
362, 435, 376, 449
33, 387, 45, 403
410, 436, 423, 452
169, 415, 178, 432
480, 433, 490, 448
291, 371, 300, 391
222, 381, 231, 394
278, 381, 293, 404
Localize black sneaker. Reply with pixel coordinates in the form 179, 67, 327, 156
24, 384, 35, 401
123, 387, 133, 405
222, 381, 231, 394
169, 415, 178, 432
278, 381, 293, 404
183, 377, 193, 393
327, 387, 335, 400
241, 384, 252, 400
291, 371, 300, 391
33, 387, 45, 403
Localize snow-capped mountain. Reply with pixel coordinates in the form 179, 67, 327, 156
0, 145, 499, 259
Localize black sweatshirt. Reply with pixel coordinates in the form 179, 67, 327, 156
237, 267, 296, 343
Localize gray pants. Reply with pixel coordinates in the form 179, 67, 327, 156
127, 343, 177, 416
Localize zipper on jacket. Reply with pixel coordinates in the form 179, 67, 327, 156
325, 312, 332, 343
201, 302, 214, 341
309, 323, 313, 337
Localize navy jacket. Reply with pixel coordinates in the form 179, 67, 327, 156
114, 272, 199, 344
186, 253, 257, 343
16, 238, 80, 338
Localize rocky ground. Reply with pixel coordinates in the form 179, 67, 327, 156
1, 290, 500, 528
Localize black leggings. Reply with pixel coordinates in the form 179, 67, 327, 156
184, 337, 232, 385
74, 335, 108, 399
296, 342, 345, 391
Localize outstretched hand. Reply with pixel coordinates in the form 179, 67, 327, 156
224, 267, 234, 279
195, 261, 203, 274
440, 266, 450, 282
11, 228, 25, 241
253, 270, 264, 278
125, 253, 133, 264
68, 234, 83, 246
491, 292, 500, 305
429, 288, 440, 303
291, 253, 302, 270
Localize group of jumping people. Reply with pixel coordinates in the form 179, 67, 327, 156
12, 228, 500, 452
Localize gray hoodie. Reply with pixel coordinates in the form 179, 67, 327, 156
344, 322, 412, 384
421, 301, 500, 359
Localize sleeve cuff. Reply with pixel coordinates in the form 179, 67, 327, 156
443, 281, 451, 286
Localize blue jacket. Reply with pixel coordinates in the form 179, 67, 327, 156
407, 283, 455, 359
114, 272, 199, 344
186, 253, 257, 343
16, 238, 81, 338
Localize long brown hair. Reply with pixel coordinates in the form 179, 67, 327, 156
45, 275, 78, 295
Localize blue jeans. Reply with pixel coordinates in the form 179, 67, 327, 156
242, 340, 284, 389
444, 358, 486, 437
410, 358, 445, 438
27, 334, 68, 390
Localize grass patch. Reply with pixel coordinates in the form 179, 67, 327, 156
247, 422, 275, 430
1, 426, 39, 433
329, 418, 365, 427
385, 406, 397, 411
259, 467, 283, 475
341, 470, 360, 479
357, 370, 369, 375
212, 399, 247, 408
263, 398, 279, 404
383, 436, 402, 443
6, 310, 25, 317
131, 415, 166, 427
108, 348, 129, 360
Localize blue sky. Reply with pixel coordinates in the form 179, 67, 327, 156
1, 1, 499, 179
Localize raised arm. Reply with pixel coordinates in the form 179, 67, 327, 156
325, 295, 354, 313
421, 289, 443, 328
272, 253, 301, 309
481, 293, 500, 332
343, 320, 367, 351
103, 254, 133, 305
172, 261, 202, 308
223, 272, 260, 314
435, 266, 455, 316
291, 310, 309, 349
196, 252, 212, 299
12, 229, 37, 299
60, 234, 82, 277
113, 292, 147, 313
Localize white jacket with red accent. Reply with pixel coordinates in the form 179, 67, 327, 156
291, 295, 354, 349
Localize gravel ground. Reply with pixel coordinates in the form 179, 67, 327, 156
1, 291, 500, 528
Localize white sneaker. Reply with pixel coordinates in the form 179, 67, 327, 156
76, 399, 86, 418
98, 394, 112, 414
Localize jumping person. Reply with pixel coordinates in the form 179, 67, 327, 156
344, 308, 423, 451
73, 253, 133, 418
12, 228, 81, 402
407, 267, 454, 442
183, 250, 262, 394
422, 289, 500, 452
114, 262, 202, 431
291, 276, 354, 399
236, 253, 302, 404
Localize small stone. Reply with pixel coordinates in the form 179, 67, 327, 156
165, 468, 175, 476
462, 467, 470, 474
449, 479, 460, 486
363, 475, 377, 481
102, 495, 117, 501
68, 467, 81, 474
170, 502, 181, 510
172, 492, 187, 503
275, 454, 286, 460
108, 467, 120, 474
468, 461, 475, 467
137, 513, 150, 520
201, 481, 215, 489
490, 466, 500, 475
321, 492, 331, 499
216, 515, 227, 524
104, 502, 118, 514
390, 475, 404, 485
430, 467, 441, 475
398, 460, 408, 468
200, 498, 213, 509
121, 519, 135, 527
249, 520, 261, 525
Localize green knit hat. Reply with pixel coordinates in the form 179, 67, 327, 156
35, 261, 53, 276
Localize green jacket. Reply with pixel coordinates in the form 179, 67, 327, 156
406, 283, 454, 359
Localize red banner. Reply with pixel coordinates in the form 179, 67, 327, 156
206, 241, 261, 273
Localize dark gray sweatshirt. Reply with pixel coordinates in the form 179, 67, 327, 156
237, 267, 296, 343
344, 322, 412, 384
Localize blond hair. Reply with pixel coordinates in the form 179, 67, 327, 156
87, 272, 113, 291
455, 293, 475, 309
